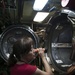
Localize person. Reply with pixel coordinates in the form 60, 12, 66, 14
66, 65, 75, 75
8, 36, 53, 75
66, 38, 75, 75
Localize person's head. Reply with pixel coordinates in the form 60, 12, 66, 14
8, 36, 36, 67
67, 65, 75, 75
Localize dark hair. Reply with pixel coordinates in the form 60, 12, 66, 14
8, 36, 33, 67
67, 65, 75, 75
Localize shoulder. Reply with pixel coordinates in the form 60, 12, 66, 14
25, 64, 37, 75
26, 64, 37, 71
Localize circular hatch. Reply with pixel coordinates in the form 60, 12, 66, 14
46, 12, 73, 73
0, 25, 39, 62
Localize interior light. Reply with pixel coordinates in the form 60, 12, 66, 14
33, 0, 48, 11
33, 12, 49, 22
61, 0, 69, 7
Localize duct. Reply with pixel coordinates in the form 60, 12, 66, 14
17, 0, 24, 23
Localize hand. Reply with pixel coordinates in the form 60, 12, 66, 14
33, 48, 45, 58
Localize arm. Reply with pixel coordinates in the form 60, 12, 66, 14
42, 56, 53, 75
34, 48, 53, 75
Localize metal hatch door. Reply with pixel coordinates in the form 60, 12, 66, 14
0, 25, 39, 62
46, 12, 74, 73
